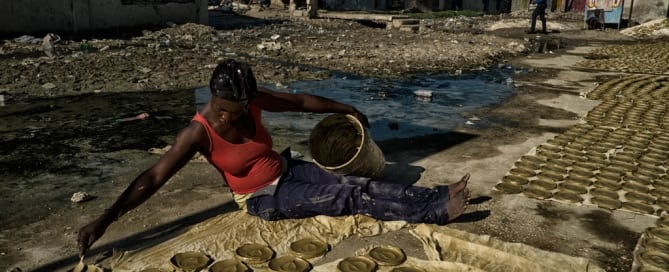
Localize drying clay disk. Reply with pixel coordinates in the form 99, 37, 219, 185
591, 196, 622, 210
623, 182, 651, 194
509, 167, 536, 178
494, 182, 523, 194
368, 245, 406, 266
337, 256, 377, 272
268, 256, 311, 272
390, 267, 426, 272
236, 244, 275, 264
140, 268, 166, 272
647, 228, 669, 241
559, 181, 588, 195
644, 238, 669, 253
72, 257, 104, 272
290, 238, 329, 259
210, 259, 251, 272
553, 190, 584, 203
639, 250, 669, 270
170, 252, 212, 271
622, 201, 655, 214
530, 178, 558, 190
523, 185, 553, 200
502, 174, 530, 186
625, 191, 655, 204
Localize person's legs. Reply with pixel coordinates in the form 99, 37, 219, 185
452, 0, 462, 10
246, 160, 469, 225
538, 3, 547, 33
529, 7, 539, 32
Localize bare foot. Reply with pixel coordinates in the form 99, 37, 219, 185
448, 173, 470, 199
446, 189, 469, 222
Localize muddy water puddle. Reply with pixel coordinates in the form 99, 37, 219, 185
198, 69, 515, 148
0, 69, 514, 229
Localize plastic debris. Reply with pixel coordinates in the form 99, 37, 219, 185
71, 192, 94, 203
116, 112, 150, 122
42, 33, 61, 58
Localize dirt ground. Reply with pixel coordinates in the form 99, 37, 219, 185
1, 6, 668, 272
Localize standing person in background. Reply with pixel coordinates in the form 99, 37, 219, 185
527, 0, 548, 34
564, 0, 573, 12
482, 0, 490, 13
452, 0, 463, 11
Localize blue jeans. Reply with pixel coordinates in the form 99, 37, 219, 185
531, 2, 547, 32
246, 157, 453, 225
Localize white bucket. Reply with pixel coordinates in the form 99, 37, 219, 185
309, 114, 385, 178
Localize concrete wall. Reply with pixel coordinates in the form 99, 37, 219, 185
0, 0, 208, 35
626, 0, 669, 23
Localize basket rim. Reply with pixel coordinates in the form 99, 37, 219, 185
310, 114, 368, 170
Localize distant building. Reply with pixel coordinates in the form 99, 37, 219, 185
0, 0, 208, 35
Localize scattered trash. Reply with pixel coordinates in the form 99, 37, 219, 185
270, 34, 281, 40
257, 41, 281, 51
138, 67, 152, 73
99, 45, 110, 52
160, 39, 171, 48
465, 120, 475, 125
116, 112, 150, 122
290, 150, 304, 159
41, 83, 56, 89
42, 33, 61, 58
505, 77, 514, 85
413, 90, 433, 98
79, 41, 92, 52
70, 191, 94, 203
14, 35, 41, 44
413, 90, 433, 102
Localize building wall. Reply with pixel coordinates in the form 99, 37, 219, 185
0, 0, 208, 35
626, 0, 669, 23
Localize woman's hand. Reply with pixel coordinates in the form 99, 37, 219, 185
77, 214, 113, 256
350, 108, 369, 128
255, 88, 370, 127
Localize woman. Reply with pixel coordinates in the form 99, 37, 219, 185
77, 59, 471, 255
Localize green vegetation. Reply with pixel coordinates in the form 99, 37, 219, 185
407, 10, 484, 19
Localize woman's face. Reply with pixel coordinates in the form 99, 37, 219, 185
210, 95, 244, 123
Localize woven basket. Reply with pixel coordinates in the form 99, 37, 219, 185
309, 114, 385, 178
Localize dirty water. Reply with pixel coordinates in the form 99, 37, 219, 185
198, 68, 517, 143
0, 68, 515, 231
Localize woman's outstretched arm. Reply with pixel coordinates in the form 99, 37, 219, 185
77, 122, 206, 256
253, 87, 369, 127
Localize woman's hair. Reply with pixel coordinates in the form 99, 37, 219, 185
209, 59, 258, 108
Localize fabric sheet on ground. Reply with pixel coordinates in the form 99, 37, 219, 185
111, 211, 602, 271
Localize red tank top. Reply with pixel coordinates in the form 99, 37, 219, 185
191, 104, 282, 194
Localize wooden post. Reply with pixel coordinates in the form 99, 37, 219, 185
289, 0, 296, 15
307, 0, 317, 18
627, 0, 634, 25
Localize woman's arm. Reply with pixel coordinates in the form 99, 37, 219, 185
253, 87, 369, 127
77, 122, 206, 255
